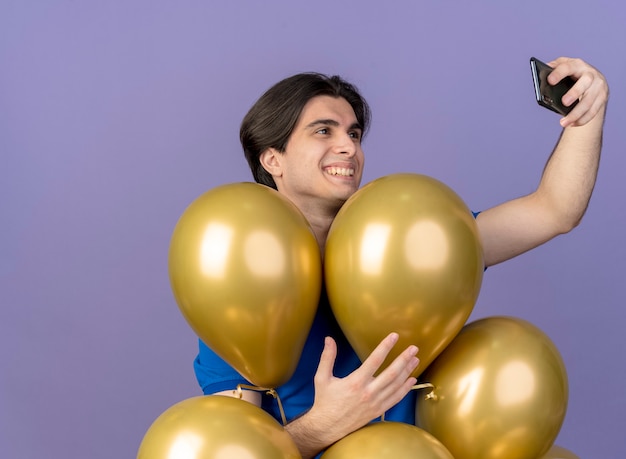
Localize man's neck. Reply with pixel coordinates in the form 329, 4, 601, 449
292, 200, 342, 254
306, 213, 335, 253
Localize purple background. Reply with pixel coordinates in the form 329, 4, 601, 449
2, 1, 625, 457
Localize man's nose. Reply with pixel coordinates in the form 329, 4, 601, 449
335, 133, 357, 156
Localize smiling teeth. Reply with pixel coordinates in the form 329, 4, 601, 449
327, 167, 354, 176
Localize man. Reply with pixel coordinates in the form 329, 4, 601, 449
194, 57, 608, 458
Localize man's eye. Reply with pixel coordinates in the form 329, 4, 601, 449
349, 131, 362, 140
317, 128, 329, 135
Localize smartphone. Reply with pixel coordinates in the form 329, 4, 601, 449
530, 57, 577, 116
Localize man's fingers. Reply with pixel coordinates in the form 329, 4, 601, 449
376, 344, 420, 388
369, 344, 420, 407
315, 336, 338, 383
546, 57, 608, 128
547, 57, 582, 86
357, 333, 400, 376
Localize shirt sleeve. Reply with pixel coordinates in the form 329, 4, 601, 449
193, 339, 249, 394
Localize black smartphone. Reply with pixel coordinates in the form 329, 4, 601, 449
530, 57, 577, 116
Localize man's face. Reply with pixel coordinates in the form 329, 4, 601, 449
266, 95, 365, 214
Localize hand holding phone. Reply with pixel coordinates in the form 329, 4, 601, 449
530, 57, 577, 116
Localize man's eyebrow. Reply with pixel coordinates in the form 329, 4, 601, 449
305, 119, 363, 131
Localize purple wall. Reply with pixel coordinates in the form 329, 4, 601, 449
2, 1, 624, 457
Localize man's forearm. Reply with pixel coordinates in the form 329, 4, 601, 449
285, 412, 339, 459
537, 110, 604, 231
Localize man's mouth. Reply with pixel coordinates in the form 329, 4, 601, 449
326, 167, 355, 177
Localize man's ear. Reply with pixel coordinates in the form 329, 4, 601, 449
259, 148, 283, 178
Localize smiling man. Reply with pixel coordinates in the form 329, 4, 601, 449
194, 60, 608, 458
259, 94, 365, 250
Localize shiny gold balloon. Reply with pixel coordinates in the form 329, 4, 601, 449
137, 395, 301, 459
321, 422, 454, 459
325, 174, 483, 377
416, 316, 568, 459
539, 445, 580, 459
169, 183, 321, 388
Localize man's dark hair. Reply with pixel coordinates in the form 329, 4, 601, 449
240, 72, 371, 189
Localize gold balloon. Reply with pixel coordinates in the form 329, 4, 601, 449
325, 174, 483, 377
416, 316, 568, 459
321, 422, 454, 459
169, 183, 321, 388
137, 395, 301, 459
539, 445, 580, 459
